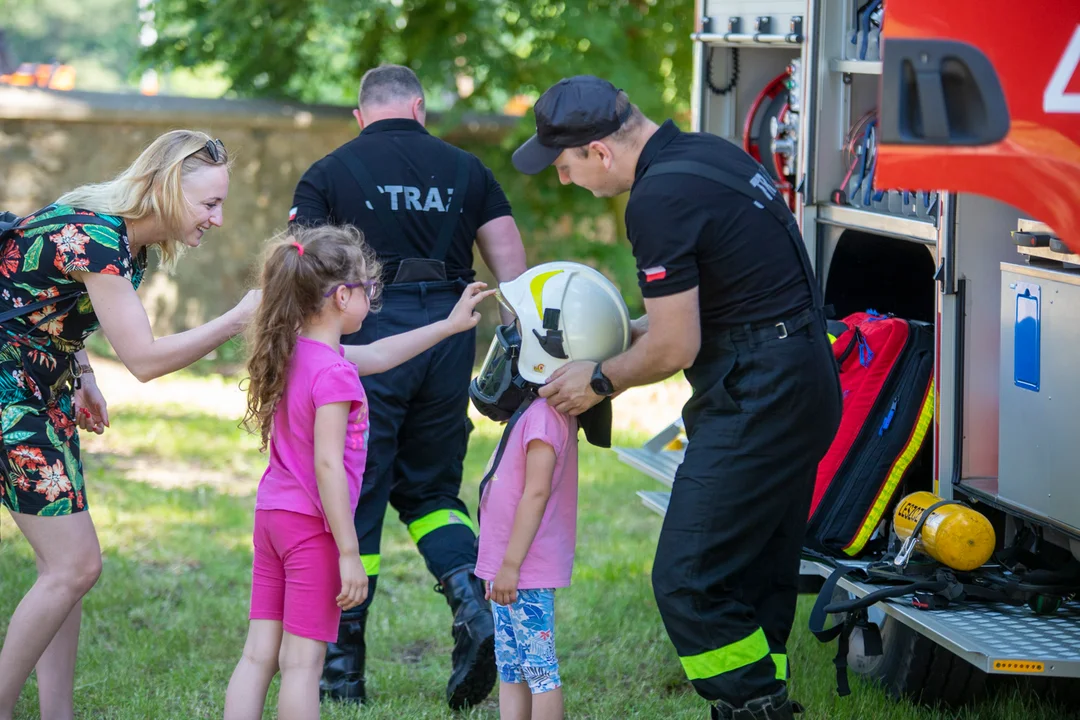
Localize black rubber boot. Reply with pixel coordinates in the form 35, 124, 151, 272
709, 687, 804, 720
436, 566, 497, 710
319, 608, 367, 704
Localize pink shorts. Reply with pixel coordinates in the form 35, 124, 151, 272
250, 509, 341, 642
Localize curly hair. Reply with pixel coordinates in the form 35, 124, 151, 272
242, 223, 382, 451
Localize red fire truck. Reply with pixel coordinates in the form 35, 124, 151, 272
617, 0, 1080, 709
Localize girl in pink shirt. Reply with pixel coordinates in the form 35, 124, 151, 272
476, 399, 579, 593
223, 223, 493, 720
476, 397, 579, 720
470, 260, 630, 720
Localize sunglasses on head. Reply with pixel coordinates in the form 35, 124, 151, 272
201, 138, 226, 163
324, 279, 379, 301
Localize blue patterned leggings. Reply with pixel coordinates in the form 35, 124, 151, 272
491, 588, 561, 694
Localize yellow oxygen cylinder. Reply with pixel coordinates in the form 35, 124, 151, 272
893, 492, 996, 572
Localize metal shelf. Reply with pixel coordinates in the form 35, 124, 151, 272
1016, 245, 1080, 266
1017, 218, 1058, 237
816, 204, 939, 244
830, 59, 883, 75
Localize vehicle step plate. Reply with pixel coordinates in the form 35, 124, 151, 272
805, 560, 1080, 677
638, 490, 670, 516
614, 447, 682, 487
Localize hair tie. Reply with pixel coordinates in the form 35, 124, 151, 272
291, 241, 304, 256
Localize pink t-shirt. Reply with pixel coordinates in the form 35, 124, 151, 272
255, 337, 369, 532
475, 399, 579, 590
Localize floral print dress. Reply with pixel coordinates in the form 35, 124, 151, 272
0, 204, 147, 516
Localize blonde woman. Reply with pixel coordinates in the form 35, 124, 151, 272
0, 130, 260, 720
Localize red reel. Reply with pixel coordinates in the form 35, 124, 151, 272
743, 71, 797, 211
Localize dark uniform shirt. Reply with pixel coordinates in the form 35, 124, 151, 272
290, 118, 513, 283
625, 120, 812, 336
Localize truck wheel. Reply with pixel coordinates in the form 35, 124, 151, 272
833, 587, 988, 708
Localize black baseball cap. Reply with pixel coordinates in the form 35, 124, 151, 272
512, 75, 631, 175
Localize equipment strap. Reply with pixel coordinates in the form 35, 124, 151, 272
4, 211, 117, 236
806, 557, 1038, 697
808, 565, 947, 697
834, 327, 863, 367
430, 152, 470, 262
0, 291, 82, 326
641, 159, 823, 312
334, 152, 407, 242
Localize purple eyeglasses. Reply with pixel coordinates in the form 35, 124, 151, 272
324, 279, 379, 300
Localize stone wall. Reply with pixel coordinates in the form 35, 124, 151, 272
0, 87, 515, 345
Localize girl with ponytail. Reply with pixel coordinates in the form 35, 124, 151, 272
224, 223, 493, 720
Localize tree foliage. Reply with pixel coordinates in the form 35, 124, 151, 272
142, 0, 695, 311
142, 0, 691, 113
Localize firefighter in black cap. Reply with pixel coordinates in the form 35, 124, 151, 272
511, 75, 842, 720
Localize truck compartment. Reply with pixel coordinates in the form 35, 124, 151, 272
822, 229, 936, 324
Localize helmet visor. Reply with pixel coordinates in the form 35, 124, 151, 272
473, 324, 521, 400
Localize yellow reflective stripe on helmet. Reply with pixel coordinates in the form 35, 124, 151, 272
529, 269, 564, 319
361, 554, 380, 576
679, 628, 771, 681
828, 333, 838, 344
407, 509, 476, 544
772, 653, 787, 680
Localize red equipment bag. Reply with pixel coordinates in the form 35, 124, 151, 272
804, 311, 935, 559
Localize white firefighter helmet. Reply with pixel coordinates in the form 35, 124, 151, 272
495, 261, 631, 384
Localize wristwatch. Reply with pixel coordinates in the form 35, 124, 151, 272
590, 362, 615, 397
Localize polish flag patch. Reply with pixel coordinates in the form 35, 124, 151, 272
288, 206, 298, 221
643, 265, 667, 282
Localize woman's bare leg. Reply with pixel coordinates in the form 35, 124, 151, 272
0, 512, 102, 720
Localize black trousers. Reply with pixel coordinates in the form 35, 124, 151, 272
341, 280, 479, 613
651, 310, 842, 706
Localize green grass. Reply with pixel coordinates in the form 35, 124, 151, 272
1, 391, 1076, 719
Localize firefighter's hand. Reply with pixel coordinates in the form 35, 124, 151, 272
539, 360, 603, 416
487, 566, 520, 606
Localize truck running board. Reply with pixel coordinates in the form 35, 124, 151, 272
637, 490, 671, 516
803, 559, 1080, 678
614, 418, 685, 493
